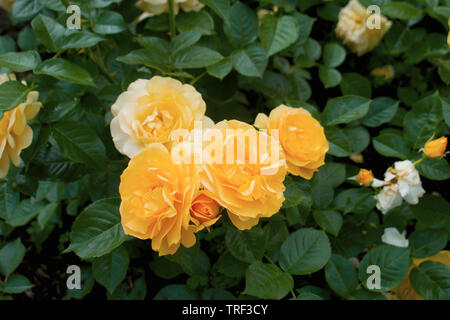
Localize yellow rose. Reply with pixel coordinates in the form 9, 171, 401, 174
448, 19, 450, 48
136, 0, 204, 18
110, 76, 208, 158
424, 136, 447, 158
356, 169, 374, 187
336, 0, 392, 56
0, 74, 41, 178
255, 105, 329, 180
371, 65, 395, 80
392, 251, 450, 300
0, 0, 14, 12
190, 193, 221, 231
119, 143, 198, 255
199, 120, 287, 230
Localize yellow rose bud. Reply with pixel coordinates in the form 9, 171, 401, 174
392, 251, 450, 300
190, 193, 221, 231
371, 65, 395, 80
0, 0, 15, 12
200, 120, 287, 231
336, 0, 392, 56
119, 143, 198, 256
356, 169, 374, 187
0, 73, 42, 178
255, 105, 329, 180
424, 137, 447, 158
110, 76, 210, 158
448, 19, 450, 48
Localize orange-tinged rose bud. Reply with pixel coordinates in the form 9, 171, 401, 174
371, 65, 395, 80
190, 193, 221, 231
424, 137, 447, 158
356, 169, 374, 186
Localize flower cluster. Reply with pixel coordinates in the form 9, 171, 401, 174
353, 136, 447, 215
0, 73, 42, 178
111, 76, 328, 255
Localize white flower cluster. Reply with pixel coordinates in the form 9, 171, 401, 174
374, 160, 425, 214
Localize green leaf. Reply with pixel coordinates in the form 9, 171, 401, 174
344, 126, 370, 153
31, 14, 65, 52
334, 188, 376, 215
411, 194, 450, 229
0, 81, 31, 113
314, 163, 347, 188
116, 48, 169, 70
11, 0, 43, 22
259, 15, 299, 56
325, 254, 358, 298
244, 261, 294, 299
0, 36, 16, 54
0, 238, 26, 276
92, 245, 130, 294
410, 261, 450, 300
373, 132, 410, 159
35, 58, 95, 86
154, 284, 196, 300
340, 73, 372, 98
382, 2, 422, 20
177, 11, 215, 36
93, 11, 127, 35
359, 245, 411, 292
202, 288, 235, 300
225, 227, 265, 264
149, 257, 183, 280
199, 0, 230, 21
324, 126, 352, 157
53, 120, 107, 170
362, 97, 399, 127
416, 158, 450, 181
322, 96, 371, 126
1, 275, 34, 294
313, 210, 343, 237
292, 13, 315, 45
294, 38, 321, 68
170, 31, 202, 55
215, 250, 248, 278
8, 199, 44, 227
311, 182, 334, 209
37, 202, 59, 230
207, 58, 232, 79
232, 44, 268, 78
60, 31, 105, 49
318, 66, 342, 88
223, 2, 258, 47
65, 198, 128, 259
282, 175, 311, 209
279, 228, 331, 275
0, 184, 19, 221
173, 46, 223, 69
410, 230, 448, 259
0, 50, 41, 72
322, 43, 346, 68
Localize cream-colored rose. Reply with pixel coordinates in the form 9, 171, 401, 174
110, 76, 208, 158
336, 0, 392, 56
0, 0, 14, 12
381, 227, 409, 248
0, 74, 41, 178
136, 0, 203, 18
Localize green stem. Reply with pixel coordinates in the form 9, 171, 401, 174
168, 0, 176, 39
290, 289, 297, 300
413, 154, 427, 166
190, 71, 207, 85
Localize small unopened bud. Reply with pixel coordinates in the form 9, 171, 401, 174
356, 169, 374, 187
424, 137, 447, 158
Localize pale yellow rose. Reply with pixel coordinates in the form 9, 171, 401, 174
119, 143, 198, 256
391, 251, 450, 300
199, 120, 287, 230
190, 193, 221, 231
110, 76, 208, 158
0, 0, 14, 12
0, 74, 41, 178
255, 105, 329, 180
136, 0, 203, 18
336, 0, 392, 56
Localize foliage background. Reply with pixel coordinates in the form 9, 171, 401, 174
0, 0, 449, 300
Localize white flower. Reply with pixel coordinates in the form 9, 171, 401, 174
375, 184, 403, 214
382, 227, 409, 248
390, 160, 425, 205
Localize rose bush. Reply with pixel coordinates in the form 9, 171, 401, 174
0, 0, 449, 301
